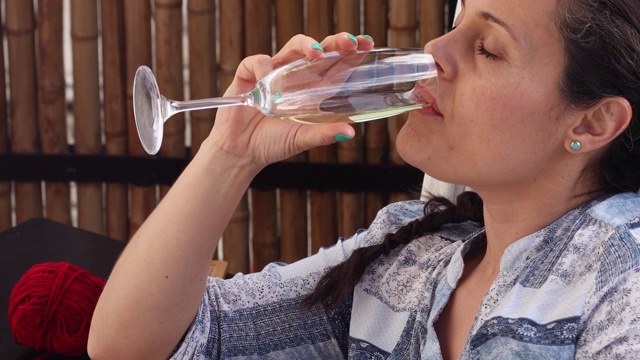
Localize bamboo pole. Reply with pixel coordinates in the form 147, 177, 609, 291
420, 0, 446, 45
335, 0, 364, 238
244, 0, 272, 57
155, 0, 186, 199
306, 0, 338, 253
251, 186, 279, 271
245, 0, 279, 272
274, 0, 307, 263
124, 0, 156, 237
389, 0, 419, 47
0, 4, 10, 231
6, 0, 42, 224
336, 0, 359, 31
188, 0, 216, 157
101, 0, 129, 241
219, 0, 244, 93
220, 0, 250, 274
364, 0, 389, 224
187, 0, 216, 257
71, 0, 104, 234
275, 0, 303, 50
36, 0, 71, 226
388, 0, 418, 203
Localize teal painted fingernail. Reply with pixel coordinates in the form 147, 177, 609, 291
311, 42, 324, 52
363, 34, 374, 42
347, 34, 358, 46
335, 134, 353, 141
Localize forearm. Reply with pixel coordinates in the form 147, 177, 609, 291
88, 140, 261, 359
88, 33, 368, 359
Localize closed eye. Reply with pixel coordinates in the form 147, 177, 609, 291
477, 43, 498, 60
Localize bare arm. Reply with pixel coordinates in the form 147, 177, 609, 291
87, 33, 372, 359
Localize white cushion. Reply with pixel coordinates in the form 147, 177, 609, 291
420, 173, 470, 203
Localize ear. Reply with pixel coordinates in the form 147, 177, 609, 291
566, 96, 632, 153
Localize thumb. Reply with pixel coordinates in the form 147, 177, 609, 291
295, 123, 356, 150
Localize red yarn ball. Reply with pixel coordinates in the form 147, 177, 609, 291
8, 262, 105, 356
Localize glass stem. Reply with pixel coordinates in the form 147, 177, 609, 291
170, 93, 250, 113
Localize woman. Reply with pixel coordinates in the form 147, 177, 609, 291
88, 0, 640, 358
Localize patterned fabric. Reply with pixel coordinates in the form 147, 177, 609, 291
172, 193, 640, 359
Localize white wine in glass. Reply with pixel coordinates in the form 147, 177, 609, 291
133, 48, 438, 155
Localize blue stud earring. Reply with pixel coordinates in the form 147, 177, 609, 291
570, 141, 581, 151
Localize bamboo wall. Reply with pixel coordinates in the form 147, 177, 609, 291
0, 0, 451, 274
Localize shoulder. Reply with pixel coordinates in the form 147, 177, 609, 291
373, 200, 427, 224
587, 192, 640, 229
359, 200, 426, 247
361, 199, 482, 247
583, 193, 640, 292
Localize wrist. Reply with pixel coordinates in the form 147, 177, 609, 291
195, 137, 264, 182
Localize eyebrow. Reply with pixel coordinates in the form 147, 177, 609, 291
459, 0, 519, 42
477, 11, 518, 41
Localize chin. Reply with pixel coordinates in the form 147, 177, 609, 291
396, 127, 427, 172
396, 120, 459, 184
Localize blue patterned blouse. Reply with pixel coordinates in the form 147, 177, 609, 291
172, 192, 640, 359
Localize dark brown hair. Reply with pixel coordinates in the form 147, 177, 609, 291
303, 0, 640, 310
557, 0, 640, 193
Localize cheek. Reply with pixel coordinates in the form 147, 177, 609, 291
465, 76, 544, 134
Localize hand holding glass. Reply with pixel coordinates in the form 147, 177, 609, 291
133, 48, 438, 155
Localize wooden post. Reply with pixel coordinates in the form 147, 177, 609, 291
0, 3, 10, 231
245, 0, 279, 272
388, 0, 418, 203
155, 0, 186, 199
71, 0, 104, 234
36, 0, 71, 226
6, 0, 42, 224
219, 0, 250, 274
364, 0, 389, 224
420, 0, 446, 45
101, 0, 129, 241
306, 0, 338, 253
188, 0, 216, 157
275, 0, 303, 50
124, 0, 156, 237
275, 0, 308, 264
219, 0, 244, 92
336, 0, 364, 238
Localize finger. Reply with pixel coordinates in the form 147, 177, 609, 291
271, 33, 376, 69
270, 33, 377, 80
355, 34, 375, 50
287, 33, 365, 80
319, 32, 354, 53
312, 33, 374, 76
271, 34, 325, 68
225, 54, 274, 95
320, 33, 375, 53
321, 49, 371, 80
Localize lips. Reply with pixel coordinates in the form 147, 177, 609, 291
412, 81, 442, 116
424, 100, 442, 116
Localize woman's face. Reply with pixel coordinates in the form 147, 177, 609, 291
398, 0, 574, 192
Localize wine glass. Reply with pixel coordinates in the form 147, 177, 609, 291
133, 48, 438, 155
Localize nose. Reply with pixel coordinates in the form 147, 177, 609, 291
424, 33, 457, 81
